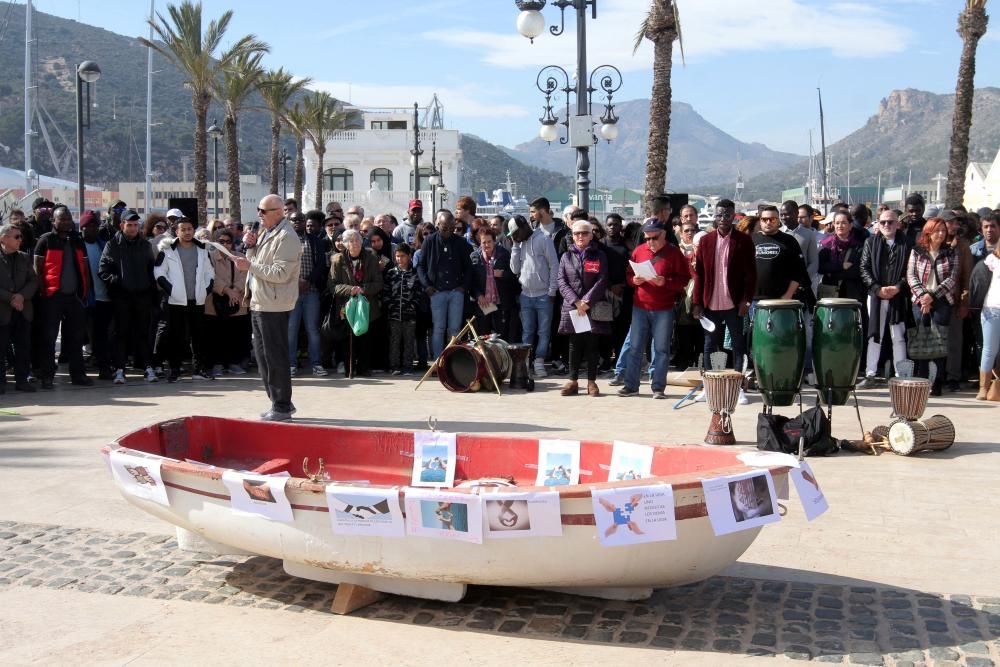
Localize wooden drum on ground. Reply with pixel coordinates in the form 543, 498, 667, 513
506, 343, 534, 391
887, 419, 929, 456
888, 377, 931, 421
703, 370, 743, 446
921, 414, 956, 452
438, 339, 511, 393
752, 299, 806, 406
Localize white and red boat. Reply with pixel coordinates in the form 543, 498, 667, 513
102, 417, 792, 603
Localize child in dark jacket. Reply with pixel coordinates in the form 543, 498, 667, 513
383, 243, 423, 374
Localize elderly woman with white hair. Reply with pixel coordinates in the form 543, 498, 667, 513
556, 219, 610, 396
329, 228, 383, 378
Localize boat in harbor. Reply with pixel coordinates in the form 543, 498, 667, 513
102, 417, 796, 604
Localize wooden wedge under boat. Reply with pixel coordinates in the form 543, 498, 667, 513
102, 416, 793, 604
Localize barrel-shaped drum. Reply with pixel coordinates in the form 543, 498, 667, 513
752, 299, 806, 406
438, 339, 511, 392
888, 378, 931, 421
813, 298, 864, 405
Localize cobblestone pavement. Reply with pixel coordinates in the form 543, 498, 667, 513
2, 520, 998, 666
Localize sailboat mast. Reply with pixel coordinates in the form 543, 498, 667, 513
817, 88, 829, 215
24, 0, 33, 193
145, 0, 154, 211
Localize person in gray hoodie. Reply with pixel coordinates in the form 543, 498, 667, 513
508, 214, 558, 377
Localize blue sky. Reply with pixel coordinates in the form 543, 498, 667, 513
28, 0, 1000, 156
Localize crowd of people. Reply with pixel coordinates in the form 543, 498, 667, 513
2, 190, 999, 408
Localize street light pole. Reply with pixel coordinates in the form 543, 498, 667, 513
207, 120, 223, 218
410, 102, 423, 204
429, 140, 442, 214
280, 148, 289, 199
76, 60, 101, 216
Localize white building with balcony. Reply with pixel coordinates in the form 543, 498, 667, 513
302, 107, 462, 220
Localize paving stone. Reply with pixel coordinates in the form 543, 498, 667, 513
847, 652, 883, 665
966, 658, 995, 667
928, 646, 960, 660
560, 625, 587, 639
712, 639, 742, 652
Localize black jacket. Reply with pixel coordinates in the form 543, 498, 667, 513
99, 231, 155, 296
469, 244, 518, 311
383, 265, 422, 322
860, 231, 913, 339
298, 232, 329, 291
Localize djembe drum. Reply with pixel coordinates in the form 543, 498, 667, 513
506, 343, 534, 391
812, 298, 863, 405
703, 370, 743, 445
752, 299, 806, 406
887, 414, 955, 456
888, 377, 931, 421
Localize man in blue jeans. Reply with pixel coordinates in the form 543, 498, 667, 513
508, 214, 558, 377
618, 220, 691, 399
287, 212, 328, 376
417, 209, 472, 358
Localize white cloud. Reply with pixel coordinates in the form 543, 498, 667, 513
423, 0, 913, 71
309, 80, 532, 121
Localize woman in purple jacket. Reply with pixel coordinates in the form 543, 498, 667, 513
557, 220, 610, 396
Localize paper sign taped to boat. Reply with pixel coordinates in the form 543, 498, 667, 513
102, 417, 803, 603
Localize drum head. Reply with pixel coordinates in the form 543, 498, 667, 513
704, 370, 743, 379
888, 421, 918, 455
889, 377, 931, 389
757, 299, 803, 309
817, 298, 862, 308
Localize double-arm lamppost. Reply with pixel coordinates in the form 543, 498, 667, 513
514, 1, 621, 211
207, 120, 223, 217
410, 102, 423, 204
429, 140, 443, 214
76, 60, 102, 216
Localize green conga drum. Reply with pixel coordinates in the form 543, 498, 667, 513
812, 298, 863, 405
752, 299, 806, 406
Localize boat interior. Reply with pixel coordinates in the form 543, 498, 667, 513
115, 416, 749, 488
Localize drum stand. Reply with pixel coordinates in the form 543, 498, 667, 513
414, 318, 503, 397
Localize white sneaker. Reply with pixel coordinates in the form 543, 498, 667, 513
290, 366, 298, 377
113, 369, 126, 385
533, 359, 547, 378
336, 363, 345, 374
312, 365, 328, 376
228, 364, 246, 375
144, 367, 158, 383
737, 389, 750, 405
694, 388, 706, 402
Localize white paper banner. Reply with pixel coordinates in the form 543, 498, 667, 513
411, 431, 457, 488
607, 441, 654, 482
222, 470, 294, 522
481, 490, 562, 539
536, 439, 581, 487
737, 451, 801, 469
703, 470, 780, 536
109, 450, 170, 507
790, 461, 828, 522
591, 484, 677, 546
326, 485, 405, 537
404, 488, 483, 544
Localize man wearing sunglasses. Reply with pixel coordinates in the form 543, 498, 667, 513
0, 223, 38, 393
858, 209, 913, 387
236, 194, 302, 421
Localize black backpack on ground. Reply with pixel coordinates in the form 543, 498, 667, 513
756, 401, 841, 456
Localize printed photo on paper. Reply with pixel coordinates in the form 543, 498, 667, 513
591, 484, 677, 546
109, 449, 170, 507
326, 485, 405, 537
411, 431, 457, 487
535, 439, 581, 487
482, 490, 562, 539
607, 441, 654, 482
790, 461, 828, 522
404, 488, 483, 544
222, 470, 294, 522
703, 470, 780, 536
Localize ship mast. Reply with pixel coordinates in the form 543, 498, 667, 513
24, 0, 34, 193
145, 0, 154, 211
817, 88, 829, 215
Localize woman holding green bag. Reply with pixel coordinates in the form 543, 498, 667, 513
329, 229, 383, 378
906, 217, 956, 396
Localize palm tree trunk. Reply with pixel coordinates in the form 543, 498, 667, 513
225, 114, 242, 222
945, 4, 988, 209
293, 135, 305, 206
314, 147, 325, 210
644, 34, 673, 209
268, 112, 280, 195
193, 93, 209, 225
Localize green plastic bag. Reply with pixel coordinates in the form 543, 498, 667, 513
345, 294, 370, 336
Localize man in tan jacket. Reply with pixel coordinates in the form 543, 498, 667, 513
236, 194, 301, 421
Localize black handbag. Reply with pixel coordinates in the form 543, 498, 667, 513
322, 306, 350, 343
212, 263, 239, 317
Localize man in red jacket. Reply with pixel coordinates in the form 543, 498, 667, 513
692, 199, 756, 395
618, 220, 691, 399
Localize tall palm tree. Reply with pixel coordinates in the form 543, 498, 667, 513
259, 68, 313, 195
635, 0, 682, 212
140, 1, 267, 224
213, 50, 268, 221
302, 92, 349, 210
283, 103, 309, 206
945, 0, 989, 208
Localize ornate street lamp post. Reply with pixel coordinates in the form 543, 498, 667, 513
410, 102, 423, 204
280, 148, 290, 199
207, 120, 223, 218
429, 140, 443, 214
76, 60, 101, 216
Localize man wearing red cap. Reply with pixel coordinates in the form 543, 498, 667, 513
394, 200, 423, 245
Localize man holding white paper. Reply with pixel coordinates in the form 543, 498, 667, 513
618, 220, 691, 399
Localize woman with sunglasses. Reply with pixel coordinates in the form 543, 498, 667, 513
204, 229, 250, 376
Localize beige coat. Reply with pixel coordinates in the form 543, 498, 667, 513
204, 249, 249, 317
245, 219, 301, 312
